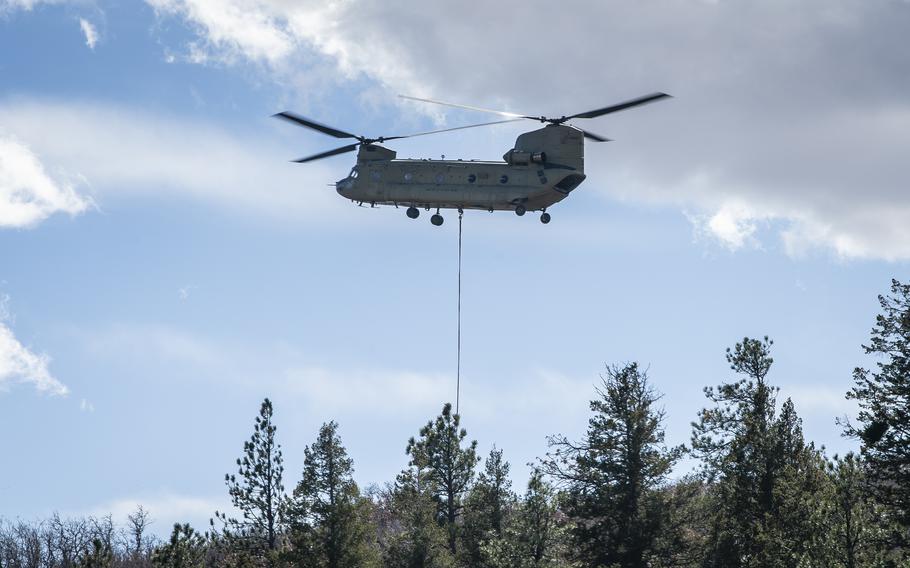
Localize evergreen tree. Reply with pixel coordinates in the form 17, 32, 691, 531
406, 403, 479, 556
845, 279, 910, 535
286, 421, 378, 568
809, 452, 906, 568
214, 398, 286, 565
692, 337, 824, 567
542, 362, 683, 568
383, 465, 454, 568
647, 476, 713, 568
460, 447, 515, 566
152, 524, 207, 568
482, 471, 565, 568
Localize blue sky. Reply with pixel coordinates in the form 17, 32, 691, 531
2, 0, 909, 533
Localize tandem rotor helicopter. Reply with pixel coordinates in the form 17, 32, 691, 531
274, 92, 671, 226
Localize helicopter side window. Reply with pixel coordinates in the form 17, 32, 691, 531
500, 175, 509, 184
467, 174, 476, 183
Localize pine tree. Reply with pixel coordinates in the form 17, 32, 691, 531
152, 524, 207, 568
482, 471, 565, 568
214, 398, 286, 565
286, 421, 378, 568
692, 337, 824, 567
460, 447, 515, 566
383, 465, 454, 568
542, 362, 683, 568
406, 403, 479, 556
809, 452, 907, 568
845, 279, 910, 535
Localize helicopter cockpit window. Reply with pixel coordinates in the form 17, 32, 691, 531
349, 167, 359, 179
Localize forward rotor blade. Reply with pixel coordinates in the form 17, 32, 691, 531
395, 119, 524, 140
274, 112, 358, 139
569, 92, 672, 120
292, 143, 360, 163
399, 94, 528, 119
580, 129, 611, 142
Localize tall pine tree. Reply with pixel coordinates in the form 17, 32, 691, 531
406, 403, 479, 556
542, 362, 682, 568
692, 337, 824, 567
285, 421, 378, 568
845, 279, 910, 536
214, 398, 286, 566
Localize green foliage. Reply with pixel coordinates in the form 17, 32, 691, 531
692, 337, 827, 567
543, 362, 683, 568
214, 398, 287, 564
807, 452, 910, 568
406, 403, 479, 556
845, 279, 910, 536
460, 447, 515, 566
382, 466, 455, 568
286, 421, 379, 568
480, 471, 567, 568
153, 523, 207, 568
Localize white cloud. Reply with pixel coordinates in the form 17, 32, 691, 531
80, 397, 95, 412
79, 17, 98, 49
77, 323, 223, 369
0, 295, 69, 396
283, 366, 452, 413
780, 384, 858, 417
143, 0, 910, 260
0, 135, 91, 228
87, 492, 226, 535
0, 99, 344, 222
0, 0, 58, 11
281, 365, 594, 422
146, 0, 294, 66
178, 285, 197, 301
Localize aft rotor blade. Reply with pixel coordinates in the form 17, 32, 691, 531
399, 94, 529, 119
396, 119, 524, 140
569, 92, 672, 120
273, 112, 358, 139
580, 129, 611, 142
292, 143, 360, 163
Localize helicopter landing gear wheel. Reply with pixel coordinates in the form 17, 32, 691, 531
406, 206, 419, 219
515, 205, 526, 216
540, 212, 551, 224
431, 213, 444, 226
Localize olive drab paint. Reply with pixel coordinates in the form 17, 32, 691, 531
335, 124, 586, 213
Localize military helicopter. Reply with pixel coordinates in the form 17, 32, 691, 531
275, 92, 670, 225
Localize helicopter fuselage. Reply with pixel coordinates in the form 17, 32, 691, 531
335, 124, 587, 214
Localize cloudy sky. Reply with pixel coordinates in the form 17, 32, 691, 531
1, 0, 908, 533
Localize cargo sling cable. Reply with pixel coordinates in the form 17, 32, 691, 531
456, 209, 463, 415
